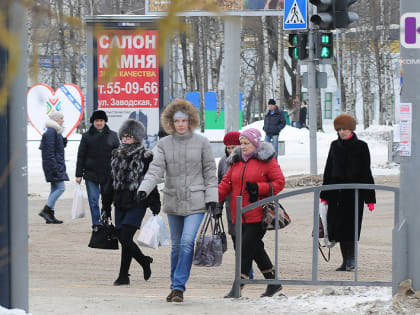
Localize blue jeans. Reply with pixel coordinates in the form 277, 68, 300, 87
167, 213, 205, 292
265, 134, 279, 158
85, 180, 102, 226
46, 181, 65, 210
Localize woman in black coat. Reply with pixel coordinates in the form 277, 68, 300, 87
320, 114, 376, 272
111, 119, 161, 286
39, 111, 69, 224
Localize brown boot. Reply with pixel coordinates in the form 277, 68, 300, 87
170, 290, 183, 302
166, 290, 175, 302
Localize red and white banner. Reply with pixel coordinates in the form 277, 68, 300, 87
96, 29, 160, 147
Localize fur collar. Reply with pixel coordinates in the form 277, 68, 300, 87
111, 144, 153, 191
227, 142, 275, 165
45, 118, 64, 134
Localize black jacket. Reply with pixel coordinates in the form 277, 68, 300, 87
75, 125, 120, 183
263, 106, 286, 135
40, 127, 70, 183
320, 133, 376, 242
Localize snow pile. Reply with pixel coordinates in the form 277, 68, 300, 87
0, 306, 31, 315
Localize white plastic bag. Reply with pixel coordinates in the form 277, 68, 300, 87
319, 202, 336, 248
137, 216, 160, 249
138, 215, 170, 248
71, 184, 85, 219
155, 215, 170, 246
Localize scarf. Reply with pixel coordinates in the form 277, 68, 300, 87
111, 143, 151, 191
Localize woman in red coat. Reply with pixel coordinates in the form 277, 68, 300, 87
218, 128, 285, 298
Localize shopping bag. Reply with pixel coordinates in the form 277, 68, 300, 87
71, 183, 85, 219
155, 215, 170, 246
319, 202, 336, 249
137, 216, 160, 249
193, 212, 224, 267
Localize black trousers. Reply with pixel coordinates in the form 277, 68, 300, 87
240, 222, 273, 277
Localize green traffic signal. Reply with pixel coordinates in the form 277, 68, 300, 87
321, 47, 330, 58
316, 32, 333, 59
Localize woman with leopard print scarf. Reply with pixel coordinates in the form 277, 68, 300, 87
111, 119, 161, 286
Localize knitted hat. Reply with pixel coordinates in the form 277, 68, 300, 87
223, 131, 241, 146
334, 114, 356, 131
48, 111, 64, 122
173, 111, 189, 120
90, 110, 108, 123
119, 119, 146, 144
268, 99, 276, 105
240, 128, 262, 148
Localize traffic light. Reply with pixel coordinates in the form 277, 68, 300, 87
288, 33, 308, 60
315, 32, 333, 59
335, 0, 359, 28
310, 0, 359, 30
309, 0, 335, 30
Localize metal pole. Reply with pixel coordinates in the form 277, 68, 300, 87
400, 0, 420, 290
9, 1, 28, 310
335, 29, 341, 115
307, 2, 318, 175
224, 18, 241, 132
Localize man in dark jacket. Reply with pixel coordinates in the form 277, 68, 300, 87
263, 99, 286, 159
75, 110, 120, 228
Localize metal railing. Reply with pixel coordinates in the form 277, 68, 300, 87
232, 183, 400, 298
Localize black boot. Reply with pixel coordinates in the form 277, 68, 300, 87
39, 205, 54, 223
336, 242, 347, 271
49, 210, 63, 224
224, 281, 245, 298
113, 274, 130, 286
345, 241, 355, 271
140, 256, 153, 281
261, 270, 283, 297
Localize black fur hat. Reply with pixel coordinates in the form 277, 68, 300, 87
119, 119, 146, 143
90, 110, 108, 123
334, 114, 356, 131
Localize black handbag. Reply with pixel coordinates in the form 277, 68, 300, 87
262, 183, 291, 230
88, 217, 119, 250
193, 210, 225, 267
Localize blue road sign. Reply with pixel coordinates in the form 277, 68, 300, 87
284, 0, 307, 30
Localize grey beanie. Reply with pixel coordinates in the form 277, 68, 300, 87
118, 119, 146, 144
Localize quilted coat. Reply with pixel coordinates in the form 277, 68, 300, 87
218, 142, 285, 224
39, 118, 69, 183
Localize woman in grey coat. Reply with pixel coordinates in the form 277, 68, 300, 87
137, 99, 218, 303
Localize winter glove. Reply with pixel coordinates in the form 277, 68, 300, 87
62, 137, 68, 147
148, 188, 161, 216
367, 203, 375, 211
245, 181, 259, 203
151, 205, 160, 216
206, 202, 220, 218
137, 190, 147, 201
320, 199, 328, 205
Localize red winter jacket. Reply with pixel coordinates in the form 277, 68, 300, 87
218, 143, 285, 224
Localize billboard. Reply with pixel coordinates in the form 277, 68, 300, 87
146, 0, 284, 15
96, 29, 160, 148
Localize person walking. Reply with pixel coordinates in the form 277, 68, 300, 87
218, 128, 285, 298
111, 119, 161, 286
218, 131, 255, 280
137, 99, 218, 303
263, 99, 286, 159
320, 114, 376, 272
290, 96, 301, 128
39, 111, 69, 224
299, 100, 308, 129
75, 110, 120, 229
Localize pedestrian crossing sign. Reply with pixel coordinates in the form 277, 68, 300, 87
284, 0, 307, 30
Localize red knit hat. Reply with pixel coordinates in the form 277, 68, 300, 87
223, 131, 241, 146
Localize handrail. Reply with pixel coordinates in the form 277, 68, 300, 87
232, 183, 400, 298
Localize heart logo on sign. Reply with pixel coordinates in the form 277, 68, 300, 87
27, 83, 85, 138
